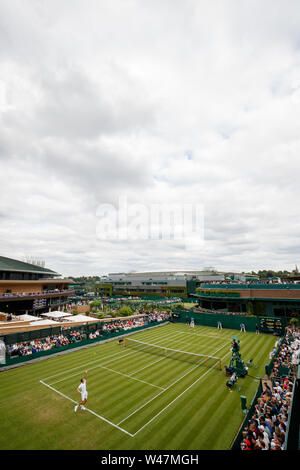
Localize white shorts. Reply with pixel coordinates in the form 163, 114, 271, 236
81, 391, 88, 401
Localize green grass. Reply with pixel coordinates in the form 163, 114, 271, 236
0, 323, 277, 450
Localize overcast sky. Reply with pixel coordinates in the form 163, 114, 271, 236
1, 0, 300, 277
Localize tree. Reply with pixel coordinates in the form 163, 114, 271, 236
290, 317, 299, 330
119, 306, 133, 317
90, 301, 101, 308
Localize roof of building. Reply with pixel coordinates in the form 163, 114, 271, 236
0, 256, 60, 276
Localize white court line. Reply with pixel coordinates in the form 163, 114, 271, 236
131, 327, 188, 345
41, 348, 133, 382
142, 327, 229, 352
46, 325, 199, 385
49, 349, 137, 386
40, 324, 232, 438
96, 364, 165, 390
117, 359, 203, 425
39, 380, 133, 437
43, 323, 182, 383
47, 326, 191, 385
132, 366, 213, 436
117, 340, 228, 427
169, 329, 230, 342
131, 347, 233, 436
128, 356, 166, 376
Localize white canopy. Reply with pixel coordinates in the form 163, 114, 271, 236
29, 319, 60, 326
64, 314, 98, 323
17, 314, 41, 322
40, 311, 71, 319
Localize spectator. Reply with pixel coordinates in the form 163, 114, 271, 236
240, 329, 299, 451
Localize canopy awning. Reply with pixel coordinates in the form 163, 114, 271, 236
64, 314, 98, 323
40, 311, 71, 318
30, 319, 60, 326
17, 314, 41, 322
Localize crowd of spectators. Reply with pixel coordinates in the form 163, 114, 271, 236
88, 329, 101, 340
6, 311, 172, 358
271, 328, 300, 378
240, 377, 293, 450
8, 333, 75, 357
102, 318, 144, 334
202, 280, 300, 285
240, 328, 300, 451
1, 289, 71, 299
101, 310, 170, 334
145, 311, 171, 323
194, 306, 248, 316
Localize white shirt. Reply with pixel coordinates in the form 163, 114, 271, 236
78, 379, 87, 394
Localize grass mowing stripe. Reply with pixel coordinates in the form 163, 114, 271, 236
0, 323, 278, 450
55, 357, 164, 405
118, 339, 231, 430
39, 380, 134, 437
128, 355, 166, 376
47, 348, 139, 385
155, 373, 227, 449
93, 378, 158, 421
97, 364, 165, 390
41, 346, 135, 381
137, 333, 221, 359
117, 359, 205, 426
156, 350, 238, 450
35, 324, 173, 380
131, 361, 223, 437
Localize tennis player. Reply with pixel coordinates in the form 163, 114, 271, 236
74, 370, 88, 412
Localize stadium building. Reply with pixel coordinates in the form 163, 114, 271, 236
95, 270, 226, 298
0, 256, 74, 316
194, 282, 300, 318
67, 280, 86, 296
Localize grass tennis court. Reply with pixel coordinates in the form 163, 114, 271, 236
0, 322, 277, 450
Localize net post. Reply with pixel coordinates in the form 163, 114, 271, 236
219, 358, 221, 370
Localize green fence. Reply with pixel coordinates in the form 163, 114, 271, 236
173, 310, 261, 332
173, 309, 288, 334
230, 379, 263, 450
1, 326, 61, 345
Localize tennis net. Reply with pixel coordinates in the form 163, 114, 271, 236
124, 338, 222, 370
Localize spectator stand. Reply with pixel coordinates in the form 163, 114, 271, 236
231, 328, 300, 450
0, 311, 172, 369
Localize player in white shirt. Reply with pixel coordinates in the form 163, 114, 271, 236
74, 370, 88, 412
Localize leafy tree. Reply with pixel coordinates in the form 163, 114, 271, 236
290, 317, 299, 329
119, 306, 133, 317
90, 301, 101, 307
